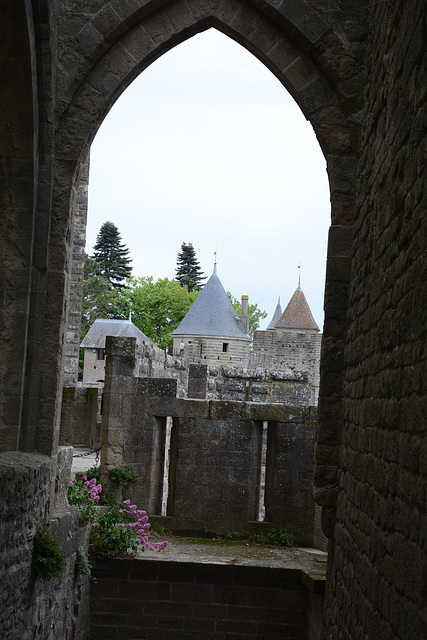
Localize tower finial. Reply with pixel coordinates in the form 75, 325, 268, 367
213, 250, 217, 275
297, 263, 301, 291
129, 309, 132, 322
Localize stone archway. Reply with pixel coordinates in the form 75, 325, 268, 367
50, 0, 365, 538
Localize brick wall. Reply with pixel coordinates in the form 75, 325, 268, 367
323, 1, 427, 638
91, 558, 323, 640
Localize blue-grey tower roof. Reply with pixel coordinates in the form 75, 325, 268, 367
267, 297, 283, 330
172, 265, 250, 340
80, 318, 153, 349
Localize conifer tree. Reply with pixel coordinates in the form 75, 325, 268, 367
92, 221, 132, 288
175, 242, 205, 292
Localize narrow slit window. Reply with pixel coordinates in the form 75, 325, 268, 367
222, 343, 229, 352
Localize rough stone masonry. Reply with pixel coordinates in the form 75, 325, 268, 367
0, 1, 426, 639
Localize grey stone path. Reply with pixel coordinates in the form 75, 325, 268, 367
70, 447, 100, 478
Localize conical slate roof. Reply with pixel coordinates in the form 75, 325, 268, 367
274, 287, 320, 331
267, 297, 283, 330
80, 318, 153, 349
172, 267, 250, 340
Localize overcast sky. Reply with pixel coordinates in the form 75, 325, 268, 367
87, 28, 330, 330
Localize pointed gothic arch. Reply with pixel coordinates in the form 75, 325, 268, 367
48, 0, 362, 536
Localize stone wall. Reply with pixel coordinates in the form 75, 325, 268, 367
90, 557, 323, 640
188, 363, 313, 406
0, 448, 90, 639
251, 330, 322, 404
322, 1, 427, 639
63, 156, 90, 386
173, 335, 250, 366
60, 385, 100, 446
101, 337, 325, 549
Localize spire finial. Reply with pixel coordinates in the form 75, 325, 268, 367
213, 250, 217, 275
297, 263, 301, 291
129, 310, 132, 322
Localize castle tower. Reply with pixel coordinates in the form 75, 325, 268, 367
274, 286, 319, 332
251, 285, 321, 404
172, 263, 250, 365
266, 297, 283, 330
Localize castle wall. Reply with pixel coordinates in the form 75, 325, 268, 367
90, 557, 323, 640
188, 363, 312, 406
0, 448, 90, 640
101, 337, 325, 549
63, 156, 90, 386
173, 335, 250, 366
1, 2, 426, 639
252, 329, 321, 404
60, 385, 100, 447
320, 1, 427, 638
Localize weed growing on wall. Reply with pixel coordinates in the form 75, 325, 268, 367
32, 524, 66, 581
108, 466, 139, 487
76, 545, 92, 577
248, 528, 295, 547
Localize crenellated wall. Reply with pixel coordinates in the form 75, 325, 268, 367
100, 336, 325, 549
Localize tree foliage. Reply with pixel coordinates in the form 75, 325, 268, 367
81, 272, 124, 338
118, 276, 199, 349
227, 292, 268, 342
92, 221, 132, 288
175, 242, 205, 292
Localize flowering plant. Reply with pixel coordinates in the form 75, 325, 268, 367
89, 501, 168, 557
68, 474, 168, 557
68, 475, 102, 523
120, 500, 168, 552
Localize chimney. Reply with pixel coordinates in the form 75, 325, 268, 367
240, 295, 249, 334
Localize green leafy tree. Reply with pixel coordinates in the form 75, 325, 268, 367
227, 292, 268, 342
81, 274, 124, 338
92, 221, 132, 288
119, 276, 199, 349
175, 242, 205, 292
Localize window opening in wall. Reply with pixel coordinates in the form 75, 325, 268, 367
222, 343, 229, 353
85, 30, 328, 365
161, 416, 173, 515
96, 349, 105, 360
257, 421, 268, 522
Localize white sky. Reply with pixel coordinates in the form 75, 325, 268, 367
87, 28, 330, 330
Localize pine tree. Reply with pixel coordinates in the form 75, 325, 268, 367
92, 221, 132, 288
175, 242, 205, 292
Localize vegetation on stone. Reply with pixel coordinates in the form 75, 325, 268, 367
107, 465, 139, 487
69, 469, 168, 557
248, 528, 295, 547
32, 524, 66, 581
175, 242, 205, 291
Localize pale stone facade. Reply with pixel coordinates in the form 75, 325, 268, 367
173, 335, 250, 366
